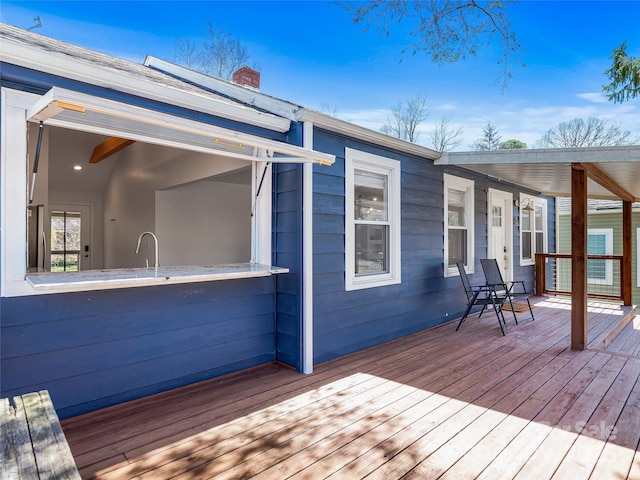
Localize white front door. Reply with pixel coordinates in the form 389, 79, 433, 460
488, 189, 513, 281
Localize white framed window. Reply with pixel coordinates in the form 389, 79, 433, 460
345, 148, 401, 291
587, 228, 613, 285
444, 174, 475, 277
520, 195, 547, 266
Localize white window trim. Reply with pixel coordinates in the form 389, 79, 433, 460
520, 195, 547, 266
345, 148, 401, 291
1, 87, 276, 297
444, 174, 475, 277
587, 228, 613, 285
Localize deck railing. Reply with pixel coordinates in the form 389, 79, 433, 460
535, 253, 628, 301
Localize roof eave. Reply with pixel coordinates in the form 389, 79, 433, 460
298, 108, 441, 161
0, 26, 291, 133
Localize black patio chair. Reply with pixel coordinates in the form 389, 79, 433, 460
455, 261, 508, 336
480, 258, 535, 324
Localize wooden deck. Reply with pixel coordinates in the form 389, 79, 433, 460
61, 297, 640, 479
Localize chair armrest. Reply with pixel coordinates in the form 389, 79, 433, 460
508, 280, 528, 293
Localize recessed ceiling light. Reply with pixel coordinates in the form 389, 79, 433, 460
73, 165, 82, 171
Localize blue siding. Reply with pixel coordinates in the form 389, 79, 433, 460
0, 278, 276, 419
311, 128, 553, 364
273, 160, 303, 370
0, 66, 287, 419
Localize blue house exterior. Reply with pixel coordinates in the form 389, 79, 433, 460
0, 23, 554, 419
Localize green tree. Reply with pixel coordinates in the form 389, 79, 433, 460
499, 139, 527, 149
603, 41, 640, 103
342, 0, 519, 89
537, 117, 639, 148
380, 95, 430, 143
470, 121, 501, 151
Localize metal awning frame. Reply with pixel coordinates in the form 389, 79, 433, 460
27, 87, 335, 166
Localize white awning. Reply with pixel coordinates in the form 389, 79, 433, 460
27, 87, 335, 166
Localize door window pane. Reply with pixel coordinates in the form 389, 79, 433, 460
492, 205, 502, 227
51, 211, 81, 272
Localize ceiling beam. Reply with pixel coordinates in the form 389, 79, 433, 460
89, 137, 135, 164
572, 162, 635, 202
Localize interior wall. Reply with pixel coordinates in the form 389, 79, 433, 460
103, 143, 157, 269
103, 142, 250, 269
156, 180, 251, 266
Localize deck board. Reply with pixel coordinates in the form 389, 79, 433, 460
61, 297, 639, 479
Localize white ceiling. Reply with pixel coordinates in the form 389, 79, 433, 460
436, 146, 640, 200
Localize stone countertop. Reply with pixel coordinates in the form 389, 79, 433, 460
26, 263, 289, 292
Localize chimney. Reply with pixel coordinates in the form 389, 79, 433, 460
232, 66, 260, 90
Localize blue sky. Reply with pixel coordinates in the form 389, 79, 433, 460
2, 1, 639, 150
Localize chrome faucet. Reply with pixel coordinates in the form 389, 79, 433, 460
135, 231, 159, 268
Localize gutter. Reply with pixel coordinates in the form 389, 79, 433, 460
298, 108, 441, 161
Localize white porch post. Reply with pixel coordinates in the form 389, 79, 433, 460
302, 121, 314, 374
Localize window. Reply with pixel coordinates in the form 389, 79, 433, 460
345, 148, 401, 290
444, 174, 474, 277
638, 228, 640, 288
520, 196, 547, 266
2, 87, 332, 296
587, 229, 613, 285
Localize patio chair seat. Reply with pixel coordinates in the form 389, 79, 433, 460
480, 258, 535, 324
455, 261, 509, 336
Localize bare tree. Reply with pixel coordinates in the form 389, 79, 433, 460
202, 24, 250, 79
380, 95, 430, 143
603, 41, 640, 103
429, 116, 463, 152
470, 121, 501, 151
173, 38, 200, 69
342, 0, 519, 90
537, 117, 639, 148
319, 102, 339, 118
173, 24, 254, 80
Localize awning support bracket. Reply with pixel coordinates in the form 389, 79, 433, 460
29, 121, 44, 204
251, 161, 271, 218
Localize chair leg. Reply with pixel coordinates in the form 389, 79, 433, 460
526, 298, 535, 321
456, 292, 479, 331
456, 303, 473, 331
490, 297, 506, 336
508, 297, 519, 324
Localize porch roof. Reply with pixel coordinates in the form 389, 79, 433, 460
436, 145, 640, 200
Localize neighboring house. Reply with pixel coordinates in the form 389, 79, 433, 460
0, 23, 554, 419
556, 198, 640, 303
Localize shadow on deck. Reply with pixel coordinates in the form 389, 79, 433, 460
61, 296, 640, 479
